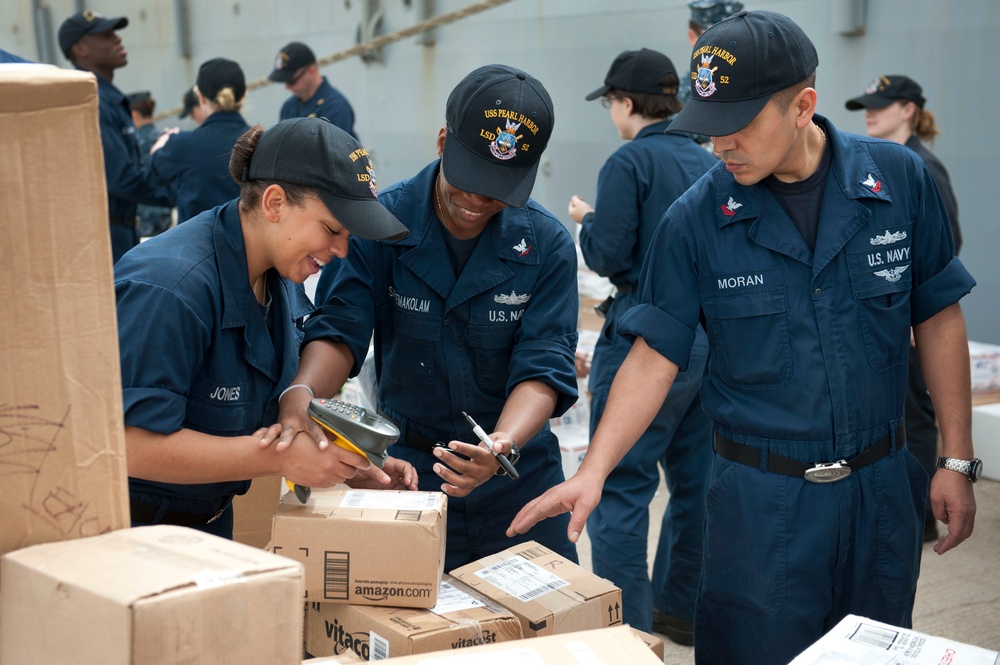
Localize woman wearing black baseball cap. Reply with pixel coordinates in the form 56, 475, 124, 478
114, 118, 413, 538
273, 64, 582, 571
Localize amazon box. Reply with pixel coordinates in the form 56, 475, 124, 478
304, 575, 523, 661
450, 541, 622, 638
0, 65, 129, 580
0, 525, 304, 665
271, 488, 446, 607
354, 625, 663, 665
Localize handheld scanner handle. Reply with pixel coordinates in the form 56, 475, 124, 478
285, 479, 312, 504
308, 416, 371, 458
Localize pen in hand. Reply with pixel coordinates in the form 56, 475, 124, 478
462, 411, 519, 480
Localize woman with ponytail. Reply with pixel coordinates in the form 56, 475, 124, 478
148, 58, 251, 222
115, 118, 414, 538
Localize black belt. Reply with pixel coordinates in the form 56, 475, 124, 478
130, 497, 232, 527
713, 425, 904, 484
404, 428, 443, 454
110, 215, 137, 229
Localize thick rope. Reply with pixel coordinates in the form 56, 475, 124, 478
154, 0, 515, 121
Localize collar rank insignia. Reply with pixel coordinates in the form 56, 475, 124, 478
721, 196, 743, 217
512, 238, 531, 257
862, 173, 882, 192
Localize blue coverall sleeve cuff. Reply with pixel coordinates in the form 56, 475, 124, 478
123, 387, 188, 434
617, 303, 697, 371
507, 337, 579, 418
302, 304, 374, 376
911, 256, 975, 325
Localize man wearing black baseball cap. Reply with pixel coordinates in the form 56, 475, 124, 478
277, 64, 583, 573
509, 11, 979, 664
569, 47, 716, 646
268, 41, 357, 139
59, 10, 172, 262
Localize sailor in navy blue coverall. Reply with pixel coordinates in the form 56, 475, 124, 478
278, 65, 579, 571
58, 11, 173, 263
117, 119, 414, 538
570, 47, 717, 638
509, 12, 978, 665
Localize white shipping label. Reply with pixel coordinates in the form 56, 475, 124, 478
474, 556, 569, 602
341, 491, 442, 510
430, 581, 485, 615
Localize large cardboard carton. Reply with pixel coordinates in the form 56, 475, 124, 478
0, 66, 129, 575
304, 575, 523, 661
450, 541, 623, 638
271, 488, 446, 607
790, 614, 999, 664
0, 525, 305, 664
631, 627, 665, 661
359, 625, 662, 664
233, 475, 284, 549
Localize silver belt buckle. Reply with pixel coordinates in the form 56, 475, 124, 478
804, 460, 851, 484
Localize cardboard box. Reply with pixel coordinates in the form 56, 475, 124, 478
271, 488, 446, 607
303, 658, 359, 664
0, 525, 305, 664
233, 475, 284, 549
0, 65, 129, 576
360, 625, 662, 664
631, 627, 665, 661
790, 614, 999, 664
450, 541, 623, 638
305, 575, 523, 661
971, 403, 1000, 482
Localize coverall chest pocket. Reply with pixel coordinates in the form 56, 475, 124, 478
385, 308, 440, 394
186, 375, 253, 435
847, 231, 913, 372
468, 324, 517, 397
701, 287, 792, 390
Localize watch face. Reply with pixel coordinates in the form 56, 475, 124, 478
970, 458, 984, 483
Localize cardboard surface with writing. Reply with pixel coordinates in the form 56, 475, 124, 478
449, 540, 623, 638
0, 525, 305, 664
305, 574, 523, 661
349, 625, 662, 664
0, 65, 130, 582
271, 488, 446, 607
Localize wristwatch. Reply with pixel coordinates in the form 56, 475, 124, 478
495, 441, 521, 476
936, 456, 984, 484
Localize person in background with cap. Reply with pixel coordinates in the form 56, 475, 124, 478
567, 47, 715, 644
269, 41, 356, 138
846, 74, 963, 546
272, 64, 579, 570
509, 11, 978, 664
115, 118, 416, 539
59, 10, 173, 263
179, 86, 208, 126
127, 91, 174, 239
147, 58, 251, 224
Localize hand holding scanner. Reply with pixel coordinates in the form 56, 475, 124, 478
287, 399, 400, 503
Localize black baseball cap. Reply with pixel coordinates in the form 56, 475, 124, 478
58, 11, 128, 58
669, 10, 819, 137
196, 58, 246, 103
689, 0, 744, 29
179, 87, 198, 119
268, 42, 316, 82
126, 91, 151, 107
443, 64, 554, 208
585, 48, 678, 101
247, 118, 408, 241
845, 75, 926, 110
